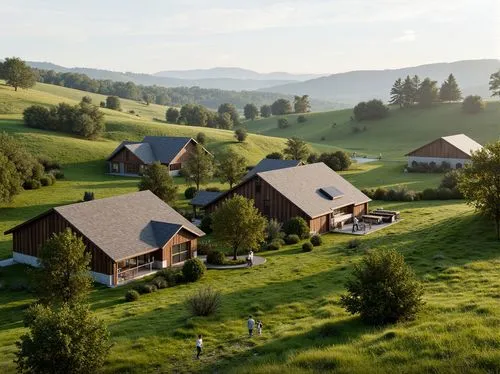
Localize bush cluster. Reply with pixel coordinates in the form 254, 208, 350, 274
156, 268, 184, 287
23, 98, 104, 139
302, 242, 313, 252
284, 234, 300, 245
184, 186, 197, 199
199, 215, 213, 234
125, 289, 140, 302
353, 99, 389, 121
283, 217, 309, 238
362, 186, 462, 201
197, 239, 216, 255
297, 115, 307, 123
310, 235, 322, 246
206, 250, 225, 265
277, 118, 290, 129
267, 240, 282, 251
182, 258, 206, 283
407, 161, 451, 173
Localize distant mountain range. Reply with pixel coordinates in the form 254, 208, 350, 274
26, 59, 500, 107
27, 62, 323, 92
260, 59, 500, 104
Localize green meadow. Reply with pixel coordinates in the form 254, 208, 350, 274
0, 82, 499, 373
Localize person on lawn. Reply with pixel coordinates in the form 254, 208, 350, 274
196, 334, 203, 359
247, 316, 255, 337
247, 250, 254, 267
257, 320, 263, 336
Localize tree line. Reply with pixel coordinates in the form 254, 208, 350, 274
23, 96, 104, 139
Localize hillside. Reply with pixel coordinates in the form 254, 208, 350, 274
245, 103, 500, 160
262, 59, 500, 104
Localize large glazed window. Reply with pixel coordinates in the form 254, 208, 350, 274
172, 242, 189, 264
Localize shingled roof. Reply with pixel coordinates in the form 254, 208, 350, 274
243, 158, 302, 180
257, 163, 370, 218
107, 136, 210, 164
406, 134, 483, 157
190, 191, 223, 207
6, 191, 204, 261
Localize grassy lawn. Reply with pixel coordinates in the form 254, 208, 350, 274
244, 103, 500, 160
0, 201, 499, 373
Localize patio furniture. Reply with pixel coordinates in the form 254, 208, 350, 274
362, 215, 383, 224
369, 211, 396, 223
373, 209, 400, 220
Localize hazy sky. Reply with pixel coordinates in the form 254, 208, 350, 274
2, 0, 500, 74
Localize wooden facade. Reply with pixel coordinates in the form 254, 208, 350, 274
407, 138, 470, 159
205, 176, 368, 234
169, 141, 196, 171
108, 147, 145, 175
7, 211, 199, 287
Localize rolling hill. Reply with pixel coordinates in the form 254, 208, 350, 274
244, 103, 500, 160
262, 59, 500, 104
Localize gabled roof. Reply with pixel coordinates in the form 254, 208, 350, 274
190, 191, 223, 207
406, 134, 483, 157
106, 136, 212, 164
257, 163, 370, 218
243, 158, 302, 180
5, 191, 204, 262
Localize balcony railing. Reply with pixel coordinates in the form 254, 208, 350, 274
117, 261, 154, 283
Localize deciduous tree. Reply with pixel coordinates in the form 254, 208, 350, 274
217, 112, 233, 130
260, 104, 272, 118
283, 137, 309, 161
218, 103, 240, 126
271, 99, 292, 115
234, 127, 248, 142
212, 195, 267, 260
458, 141, 500, 239
0, 57, 36, 91
462, 95, 485, 114
182, 145, 213, 190
105, 96, 121, 110
0, 152, 21, 203
138, 162, 178, 204
35, 229, 92, 305
166, 107, 180, 123
293, 95, 311, 113
244, 103, 259, 120
216, 150, 246, 188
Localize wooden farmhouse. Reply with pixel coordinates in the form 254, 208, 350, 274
106, 136, 211, 176
242, 158, 302, 180
203, 162, 371, 234
4, 191, 205, 287
406, 134, 483, 169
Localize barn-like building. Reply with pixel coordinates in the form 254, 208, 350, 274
406, 134, 483, 169
106, 136, 211, 176
4, 191, 205, 287
204, 162, 371, 234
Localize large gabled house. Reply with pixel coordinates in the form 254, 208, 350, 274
203, 162, 371, 234
106, 136, 211, 176
4, 191, 205, 287
406, 134, 483, 169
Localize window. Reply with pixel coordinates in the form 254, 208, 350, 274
172, 242, 189, 264
111, 163, 120, 173
263, 199, 270, 215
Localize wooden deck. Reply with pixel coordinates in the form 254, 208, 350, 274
331, 220, 401, 236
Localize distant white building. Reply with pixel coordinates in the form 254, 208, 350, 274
405, 134, 483, 169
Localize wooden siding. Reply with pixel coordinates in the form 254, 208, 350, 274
354, 203, 368, 217
407, 138, 470, 158
162, 229, 198, 266
170, 140, 197, 165
108, 147, 144, 165
310, 214, 329, 234
11, 210, 114, 275
206, 176, 309, 224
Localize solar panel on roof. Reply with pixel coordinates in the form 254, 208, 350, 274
319, 186, 344, 200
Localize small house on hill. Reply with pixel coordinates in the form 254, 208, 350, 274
243, 158, 302, 180
203, 163, 371, 234
4, 191, 205, 287
106, 136, 211, 176
406, 134, 483, 169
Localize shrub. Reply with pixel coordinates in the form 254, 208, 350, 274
182, 258, 206, 283
51, 169, 65, 179
302, 242, 313, 252
83, 191, 95, 201
310, 235, 322, 246
340, 249, 424, 325
136, 283, 157, 294
184, 186, 197, 199
186, 286, 222, 316
199, 215, 213, 234
23, 179, 41, 190
266, 218, 283, 242
234, 128, 248, 142
39, 175, 52, 186
318, 151, 352, 171
283, 217, 309, 238
462, 95, 485, 114
353, 99, 389, 121
267, 240, 282, 251
196, 132, 206, 145
297, 115, 307, 123
156, 268, 183, 287
277, 118, 289, 129
106, 96, 121, 110
422, 188, 438, 200
206, 250, 225, 265
440, 170, 461, 189
125, 289, 140, 302
38, 156, 61, 172
373, 187, 388, 200
437, 187, 453, 200
266, 152, 283, 159
197, 240, 215, 255
152, 277, 168, 289
347, 239, 361, 249
284, 234, 300, 245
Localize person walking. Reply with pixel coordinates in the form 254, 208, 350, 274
196, 334, 203, 359
257, 320, 263, 336
247, 250, 254, 267
352, 216, 360, 232
247, 316, 255, 337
